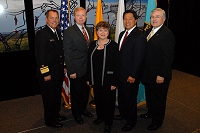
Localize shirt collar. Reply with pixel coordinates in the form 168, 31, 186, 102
76, 23, 85, 31
126, 25, 136, 34
47, 25, 56, 33
152, 24, 163, 33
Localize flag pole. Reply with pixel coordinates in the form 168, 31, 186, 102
68, 0, 71, 26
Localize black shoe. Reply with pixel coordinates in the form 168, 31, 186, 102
74, 116, 84, 125
46, 122, 63, 128
104, 125, 111, 133
114, 115, 122, 120
140, 114, 152, 119
82, 110, 93, 117
147, 124, 161, 130
92, 118, 102, 125
122, 124, 134, 132
57, 116, 67, 122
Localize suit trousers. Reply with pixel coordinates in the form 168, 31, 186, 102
118, 81, 139, 126
93, 84, 116, 126
144, 80, 170, 126
39, 80, 62, 125
70, 76, 89, 118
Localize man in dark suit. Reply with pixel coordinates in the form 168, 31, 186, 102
114, 10, 146, 132
140, 8, 175, 130
35, 9, 66, 128
63, 7, 93, 125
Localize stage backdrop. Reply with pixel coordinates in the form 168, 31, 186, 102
0, 0, 29, 52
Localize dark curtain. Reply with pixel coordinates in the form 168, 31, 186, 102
167, 0, 200, 77
157, 0, 200, 77
0, 1, 39, 101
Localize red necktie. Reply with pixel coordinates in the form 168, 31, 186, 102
120, 31, 128, 50
82, 27, 89, 45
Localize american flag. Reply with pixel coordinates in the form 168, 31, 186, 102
60, 0, 71, 108
60, 0, 71, 36
62, 73, 71, 109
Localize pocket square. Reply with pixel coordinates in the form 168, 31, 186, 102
50, 39, 55, 42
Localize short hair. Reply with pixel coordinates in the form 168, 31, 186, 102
96, 21, 110, 32
151, 8, 166, 19
123, 10, 139, 19
45, 9, 59, 18
74, 7, 87, 16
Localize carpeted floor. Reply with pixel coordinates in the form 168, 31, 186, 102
0, 70, 200, 133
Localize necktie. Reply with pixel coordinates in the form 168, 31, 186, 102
82, 27, 89, 45
54, 31, 59, 40
147, 29, 154, 41
120, 31, 128, 50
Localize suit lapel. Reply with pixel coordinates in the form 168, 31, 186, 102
120, 28, 137, 50
74, 24, 87, 42
45, 26, 59, 43
118, 31, 125, 44
147, 25, 165, 42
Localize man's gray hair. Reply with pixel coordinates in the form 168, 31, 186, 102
151, 8, 166, 19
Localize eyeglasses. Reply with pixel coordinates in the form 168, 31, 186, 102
150, 16, 163, 19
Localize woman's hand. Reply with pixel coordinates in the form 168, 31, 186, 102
111, 86, 116, 90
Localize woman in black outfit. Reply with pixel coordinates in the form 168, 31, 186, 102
87, 21, 118, 133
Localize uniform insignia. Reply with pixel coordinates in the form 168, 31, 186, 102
40, 66, 49, 74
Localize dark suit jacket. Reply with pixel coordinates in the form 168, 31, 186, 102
118, 27, 146, 83
35, 25, 64, 81
142, 25, 175, 84
63, 24, 93, 77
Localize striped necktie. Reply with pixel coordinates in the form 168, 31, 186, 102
147, 29, 154, 41
82, 27, 89, 45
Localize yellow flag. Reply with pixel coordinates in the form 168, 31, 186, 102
94, 0, 104, 40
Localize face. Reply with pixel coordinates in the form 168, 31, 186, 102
97, 27, 109, 40
46, 11, 59, 30
150, 10, 165, 28
74, 9, 87, 26
123, 13, 137, 31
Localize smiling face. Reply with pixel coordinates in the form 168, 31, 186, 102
123, 13, 137, 31
97, 27, 109, 40
46, 10, 59, 30
74, 8, 87, 26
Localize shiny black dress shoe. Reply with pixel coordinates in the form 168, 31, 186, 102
92, 118, 102, 125
147, 124, 161, 130
114, 115, 122, 120
74, 116, 84, 125
82, 110, 93, 117
57, 116, 67, 122
122, 124, 134, 132
104, 125, 111, 133
46, 122, 63, 128
140, 114, 152, 119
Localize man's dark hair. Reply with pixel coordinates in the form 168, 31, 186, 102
123, 10, 139, 19
45, 9, 59, 18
